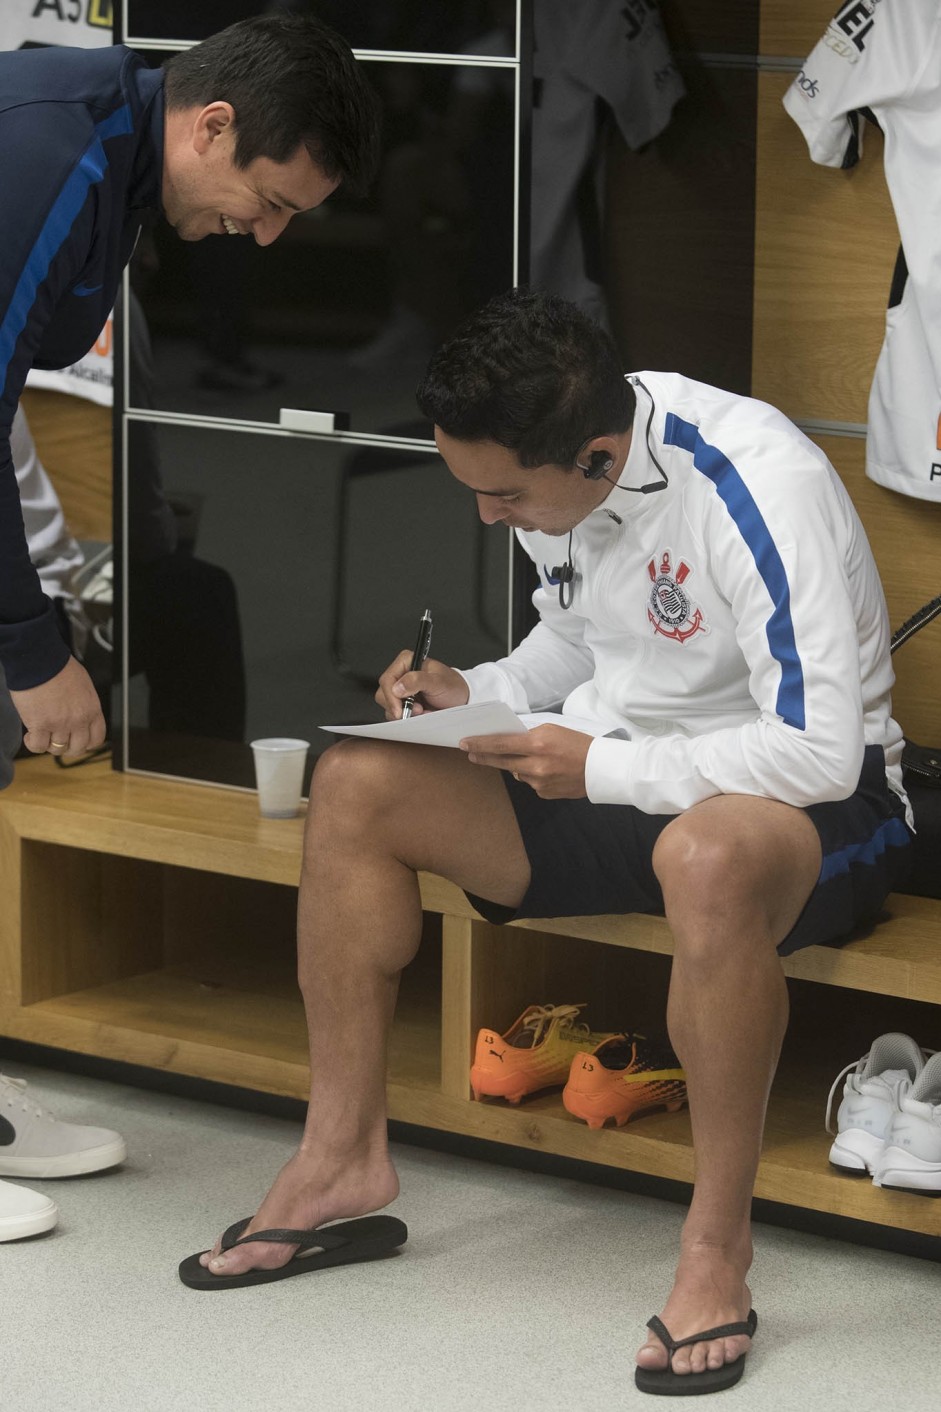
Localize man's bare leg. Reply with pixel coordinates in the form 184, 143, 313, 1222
200, 738, 530, 1277
635, 794, 821, 1379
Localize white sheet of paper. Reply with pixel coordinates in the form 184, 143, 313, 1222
518, 712, 627, 739
320, 702, 623, 749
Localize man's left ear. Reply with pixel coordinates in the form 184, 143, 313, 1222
193, 101, 235, 153
575, 436, 619, 480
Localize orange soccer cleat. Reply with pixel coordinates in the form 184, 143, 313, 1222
562, 1033, 687, 1130
470, 1003, 616, 1105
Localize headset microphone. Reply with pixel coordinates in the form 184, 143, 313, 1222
552, 382, 670, 611
574, 378, 669, 495
577, 448, 616, 481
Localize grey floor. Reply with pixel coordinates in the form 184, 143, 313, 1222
1, 1061, 938, 1412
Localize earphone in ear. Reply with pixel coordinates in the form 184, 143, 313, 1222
578, 448, 615, 480
573, 384, 670, 498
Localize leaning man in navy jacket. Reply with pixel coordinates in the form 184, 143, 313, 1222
0, 13, 379, 1244
0, 13, 378, 763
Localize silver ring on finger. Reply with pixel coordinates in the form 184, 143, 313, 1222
49, 740, 68, 752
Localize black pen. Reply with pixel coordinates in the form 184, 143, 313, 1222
401, 609, 433, 720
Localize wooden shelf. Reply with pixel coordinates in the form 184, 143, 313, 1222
509, 905, 941, 1004
2, 756, 940, 1245
0, 757, 306, 887
4, 759, 938, 1001
4, 946, 441, 1102
9, 955, 936, 1235
440, 1077, 941, 1235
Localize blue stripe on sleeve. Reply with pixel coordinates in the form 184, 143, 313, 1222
664, 411, 806, 730
0, 104, 132, 389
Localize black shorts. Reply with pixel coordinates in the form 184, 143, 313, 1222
465, 745, 914, 957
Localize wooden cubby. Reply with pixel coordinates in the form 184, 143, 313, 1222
1, 757, 939, 1244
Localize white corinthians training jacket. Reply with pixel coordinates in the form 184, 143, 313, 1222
460, 373, 907, 819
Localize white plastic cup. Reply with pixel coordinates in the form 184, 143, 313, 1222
249, 738, 310, 818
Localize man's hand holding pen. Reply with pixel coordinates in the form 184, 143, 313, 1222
374, 647, 591, 797
376, 610, 590, 797
375, 656, 469, 719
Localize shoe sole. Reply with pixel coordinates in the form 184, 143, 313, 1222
873, 1146, 941, 1193
0, 1137, 127, 1179
562, 1089, 686, 1130
828, 1129, 885, 1174
0, 1200, 58, 1241
179, 1215, 408, 1289
470, 1067, 564, 1104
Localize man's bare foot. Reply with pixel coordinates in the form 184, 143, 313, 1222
198, 1147, 400, 1278
635, 1239, 754, 1378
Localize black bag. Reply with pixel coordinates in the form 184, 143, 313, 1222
901, 741, 941, 789
891, 595, 941, 898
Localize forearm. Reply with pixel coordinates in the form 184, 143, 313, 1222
585, 717, 866, 814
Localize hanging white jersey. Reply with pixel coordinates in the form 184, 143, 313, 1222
783, 0, 941, 503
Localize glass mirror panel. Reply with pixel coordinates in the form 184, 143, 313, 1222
124, 1, 517, 56
128, 55, 516, 436
123, 421, 510, 789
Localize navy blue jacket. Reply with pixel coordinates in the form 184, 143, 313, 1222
0, 43, 164, 689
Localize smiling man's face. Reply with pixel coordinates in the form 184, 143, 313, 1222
162, 103, 339, 245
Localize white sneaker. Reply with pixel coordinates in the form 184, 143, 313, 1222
0, 1073, 126, 1178
0, 1177, 58, 1241
825, 1033, 931, 1175
873, 1051, 941, 1193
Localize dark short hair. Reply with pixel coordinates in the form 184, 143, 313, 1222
416, 288, 636, 467
163, 13, 381, 196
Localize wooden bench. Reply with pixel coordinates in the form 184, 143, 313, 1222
1, 755, 939, 1243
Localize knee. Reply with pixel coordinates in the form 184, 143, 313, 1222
653, 818, 755, 955
654, 817, 741, 899
303, 739, 400, 849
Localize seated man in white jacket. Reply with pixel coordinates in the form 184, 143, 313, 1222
190, 290, 912, 1394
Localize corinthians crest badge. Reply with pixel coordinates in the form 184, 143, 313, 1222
647, 550, 708, 643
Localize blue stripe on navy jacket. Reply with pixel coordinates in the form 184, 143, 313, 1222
0, 43, 164, 689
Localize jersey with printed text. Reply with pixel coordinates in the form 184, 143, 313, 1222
784, 0, 941, 503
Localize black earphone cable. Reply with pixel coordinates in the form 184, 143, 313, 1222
605, 376, 668, 495
559, 529, 575, 609
554, 377, 668, 609
550, 529, 576, 610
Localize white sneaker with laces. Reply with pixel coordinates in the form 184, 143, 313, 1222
0, 1177, 58, 1241
873, 1051, 941, 1193
0, 1073, 126, 1178
825, 1033, 931, 1175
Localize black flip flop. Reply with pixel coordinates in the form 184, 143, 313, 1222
634, 1308, 758, 1396
178, 1214, 408, 1290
